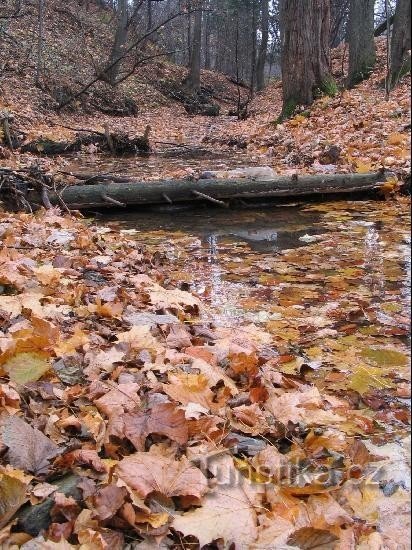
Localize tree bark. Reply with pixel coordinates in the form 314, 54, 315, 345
250, 0, 258, 92
280, 0, 334, 118
184, 0, 202, 92
390, 0, 411, 89
347, 0, 376, 88
256, 0, 269, 91
106, 0, 129, 85
35, 0, 45, 86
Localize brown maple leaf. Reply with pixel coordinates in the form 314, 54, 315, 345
2, 416, 60, 475
116, 450, 208, 500
123, 403, 189, 450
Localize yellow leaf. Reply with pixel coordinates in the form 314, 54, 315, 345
54, 325, 89, 356
0, 469, 30, 529
290, 114, 307, 127
4, 352, 51, 384
354, 160, 374, 174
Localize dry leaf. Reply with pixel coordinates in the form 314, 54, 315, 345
173, 454, 258, 547
0, 467, 29, 528
2, 416, 59, 475
116, 451, 208, 499
4, 352, 50, 384
123, 403, 189, 450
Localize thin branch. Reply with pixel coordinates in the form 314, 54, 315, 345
56, 9, 196, 111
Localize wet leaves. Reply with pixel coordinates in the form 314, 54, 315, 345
0, 201, 409, 547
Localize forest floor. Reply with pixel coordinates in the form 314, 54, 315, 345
0, 12, 411, 549
0, 38, 411, 183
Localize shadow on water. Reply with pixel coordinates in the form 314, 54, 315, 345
101, 205, 322, 253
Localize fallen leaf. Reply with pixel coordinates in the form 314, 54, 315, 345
4, 352, 50, 384
163, 372, 216, 411
287, 527, 339, 549
123, 403, 189, 450
173, 454, 258, 547
2, 416, 59, 475
94, 382, 140, 416
90, 485, 128, 521
0, 467, 30, 528
116, 451, 208, 499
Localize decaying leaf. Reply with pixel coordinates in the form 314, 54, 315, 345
2, 416, 59, 475
116, 451, 208, 499
0, 467, 30, 529
4, 352, 51, 385
173, 454, 258, 547
123, 403, 189, 450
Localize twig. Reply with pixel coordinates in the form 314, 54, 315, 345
162, 193, 173, 204
192, 190, 228, 208
101, 194, 126, 207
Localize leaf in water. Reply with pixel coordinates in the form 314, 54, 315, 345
2, 416, 59, 475
287, 527, 339, 549
4, 352, 50, 384
361, 348, 409, 368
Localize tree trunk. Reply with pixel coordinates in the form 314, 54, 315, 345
26, 172, 387, 211
35, 0, 45, 86
147, 0, 153, 31
185, 0, 202, 92
203, 3, 211, 70
390, 0, 411, 89
256, 0, 269, 91
347, 0, 376, 87
250, 0, 258, 92
280, 0, 335, 118
106, 0, 128, 85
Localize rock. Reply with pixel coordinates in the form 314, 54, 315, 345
200, 166, 276, 181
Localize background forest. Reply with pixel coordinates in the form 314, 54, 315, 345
0, 0, 410, 121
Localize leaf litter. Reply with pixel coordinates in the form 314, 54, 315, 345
0, 197, 410, 549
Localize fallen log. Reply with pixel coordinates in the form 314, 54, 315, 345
20, 125, 152, 156
30, 172, 388, 210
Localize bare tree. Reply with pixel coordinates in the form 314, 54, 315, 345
35, 0, 45, 86
280, 0, 335, 119
389, 0, 411, 89
256, 0, 269, 91
347, 0, 376, 87
106, 0, 129, 85
184, 0, 202, 92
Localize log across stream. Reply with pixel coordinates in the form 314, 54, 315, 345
34, 172, 388, 210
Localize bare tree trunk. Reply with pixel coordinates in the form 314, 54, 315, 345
280, 0, 335, 118
256, 0, 269, 91
390, 0, 411, 89
147, 0, 153, 31
184, 0, 202, 92
106, 0, 128, 85
250, 0, 258, 93
347, 0, 376, 87
35, 0, 45, 86
203, 2, 211, 69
